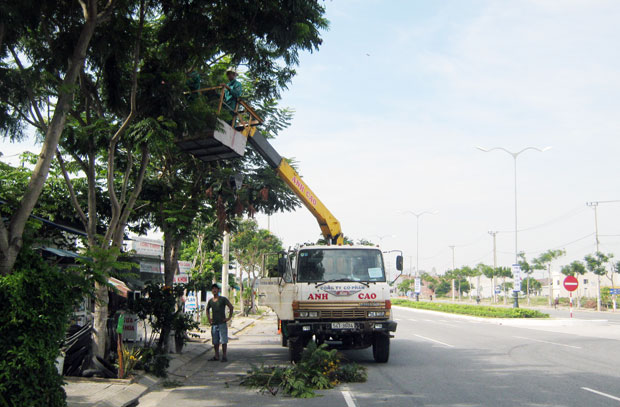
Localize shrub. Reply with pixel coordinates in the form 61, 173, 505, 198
0, 245, 90, 406
391, 299, 549, 318
138, 347, 170, 378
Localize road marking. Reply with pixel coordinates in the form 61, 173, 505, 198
582, 387, 620, 402
513, 336, 582, 349
408, 318, 418, 322
342, 390, 358, 407
414, 334, 454, 348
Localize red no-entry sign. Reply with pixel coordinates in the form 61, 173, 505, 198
563, 275, 579, 292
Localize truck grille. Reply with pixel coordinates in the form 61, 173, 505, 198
297, 301, 389, 319
319, 309, 367, 319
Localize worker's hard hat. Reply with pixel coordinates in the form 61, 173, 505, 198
226, 67, 238, 74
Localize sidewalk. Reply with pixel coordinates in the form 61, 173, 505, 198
136, 313, 338, 407
65, 313, 264, 407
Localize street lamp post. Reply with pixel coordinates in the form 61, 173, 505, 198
477, 145, 551, 308
401, 210, 438, 276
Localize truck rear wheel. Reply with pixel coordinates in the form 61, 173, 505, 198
288, 337, 303, 363
372, 335, 390, 363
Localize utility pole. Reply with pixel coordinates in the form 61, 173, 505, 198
489, 231, 498, 303
587, 201, 602, 311
221, 231, 230, 298
586, 200, 620, 311
449, 245, 455, 302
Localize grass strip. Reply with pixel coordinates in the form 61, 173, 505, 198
392, 299, 549, 318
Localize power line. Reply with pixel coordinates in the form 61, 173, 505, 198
497, 206, 587, 234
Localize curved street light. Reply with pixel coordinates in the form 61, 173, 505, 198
477, 145, 552, 307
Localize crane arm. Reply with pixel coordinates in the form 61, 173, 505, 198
247, 130, 343, 245
179, 85, 343, 245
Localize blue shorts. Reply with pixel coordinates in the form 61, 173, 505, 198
211, 323, 228, 345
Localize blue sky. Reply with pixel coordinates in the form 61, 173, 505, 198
257, 0, 620, 276
4, 0, 620, 277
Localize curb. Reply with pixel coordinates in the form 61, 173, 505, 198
393, 305, 609, 327
71, 314, 267, 407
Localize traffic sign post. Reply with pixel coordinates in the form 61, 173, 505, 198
563, 276, 579, 318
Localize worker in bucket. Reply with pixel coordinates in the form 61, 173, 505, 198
221, 67, 242, 113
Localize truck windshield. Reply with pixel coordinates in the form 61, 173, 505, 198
297, 249, 386, 283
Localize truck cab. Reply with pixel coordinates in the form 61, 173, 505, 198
259, 245, 402, 363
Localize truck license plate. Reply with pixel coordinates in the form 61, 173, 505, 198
331, 322, 355, 329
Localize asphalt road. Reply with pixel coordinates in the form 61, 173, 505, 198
138, 310, 620, 407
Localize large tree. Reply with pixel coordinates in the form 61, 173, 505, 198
584, 252, 613, 312
532, 249, 565, 306
231, 218, 283, 314
55, 0, 328, 358
0, 0, 117, 274
518, 252, 534, 305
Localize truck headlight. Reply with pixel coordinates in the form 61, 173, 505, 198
368, 311, 385, 317
299, 311, 309, 317
307, 311, 319, 318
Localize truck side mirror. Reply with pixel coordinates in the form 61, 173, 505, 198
277, 257, 287, 276
396, 255, 404, 271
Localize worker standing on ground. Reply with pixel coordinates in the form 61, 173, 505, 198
207, 283, 234, 362
222, 67, 242, 112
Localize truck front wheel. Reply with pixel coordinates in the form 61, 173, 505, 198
372, 334, 390, 363
288, 337, 303, 363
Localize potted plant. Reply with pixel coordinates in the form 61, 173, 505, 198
172, 311, 199, 354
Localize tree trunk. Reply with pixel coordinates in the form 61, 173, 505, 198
503, 277, 507, 305
548, 265, 552, 306
0, 7, 98, 275
163, 232, 182, 286
597, 275, 601, 311
92, 281, 109, 359
527, 277, 530, 305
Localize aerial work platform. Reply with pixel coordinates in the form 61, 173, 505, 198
174, 85, 262, 162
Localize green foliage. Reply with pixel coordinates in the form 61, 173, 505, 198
434, 280, 452, 297
129, 282, 185, 350
172, 311, 200, 346
232, 219, 284, 312
521, 277, 542, 295
241, 342, 366, 398
533, 249, 566, 270
391, 299, 549, 318
397, 279, 413, 293
584, 252, 613, 276
137, 347, 170, 378
356, 238, 376, 246
118, 344, 142, 379
0, 244, 91, 406
561, 260, 586, 276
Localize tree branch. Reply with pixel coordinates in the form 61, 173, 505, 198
66, 148, 89, 177
120, 147, 133, 205
106, 0, 145, 242
9, 46, 47, 128
3, 100, 43, 130
112, 143, 150, 247
56, 150, 89, 228
97, 0, 117, 22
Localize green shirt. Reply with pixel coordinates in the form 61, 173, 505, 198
207, 296, 232, 325
224, 79, 242, 111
